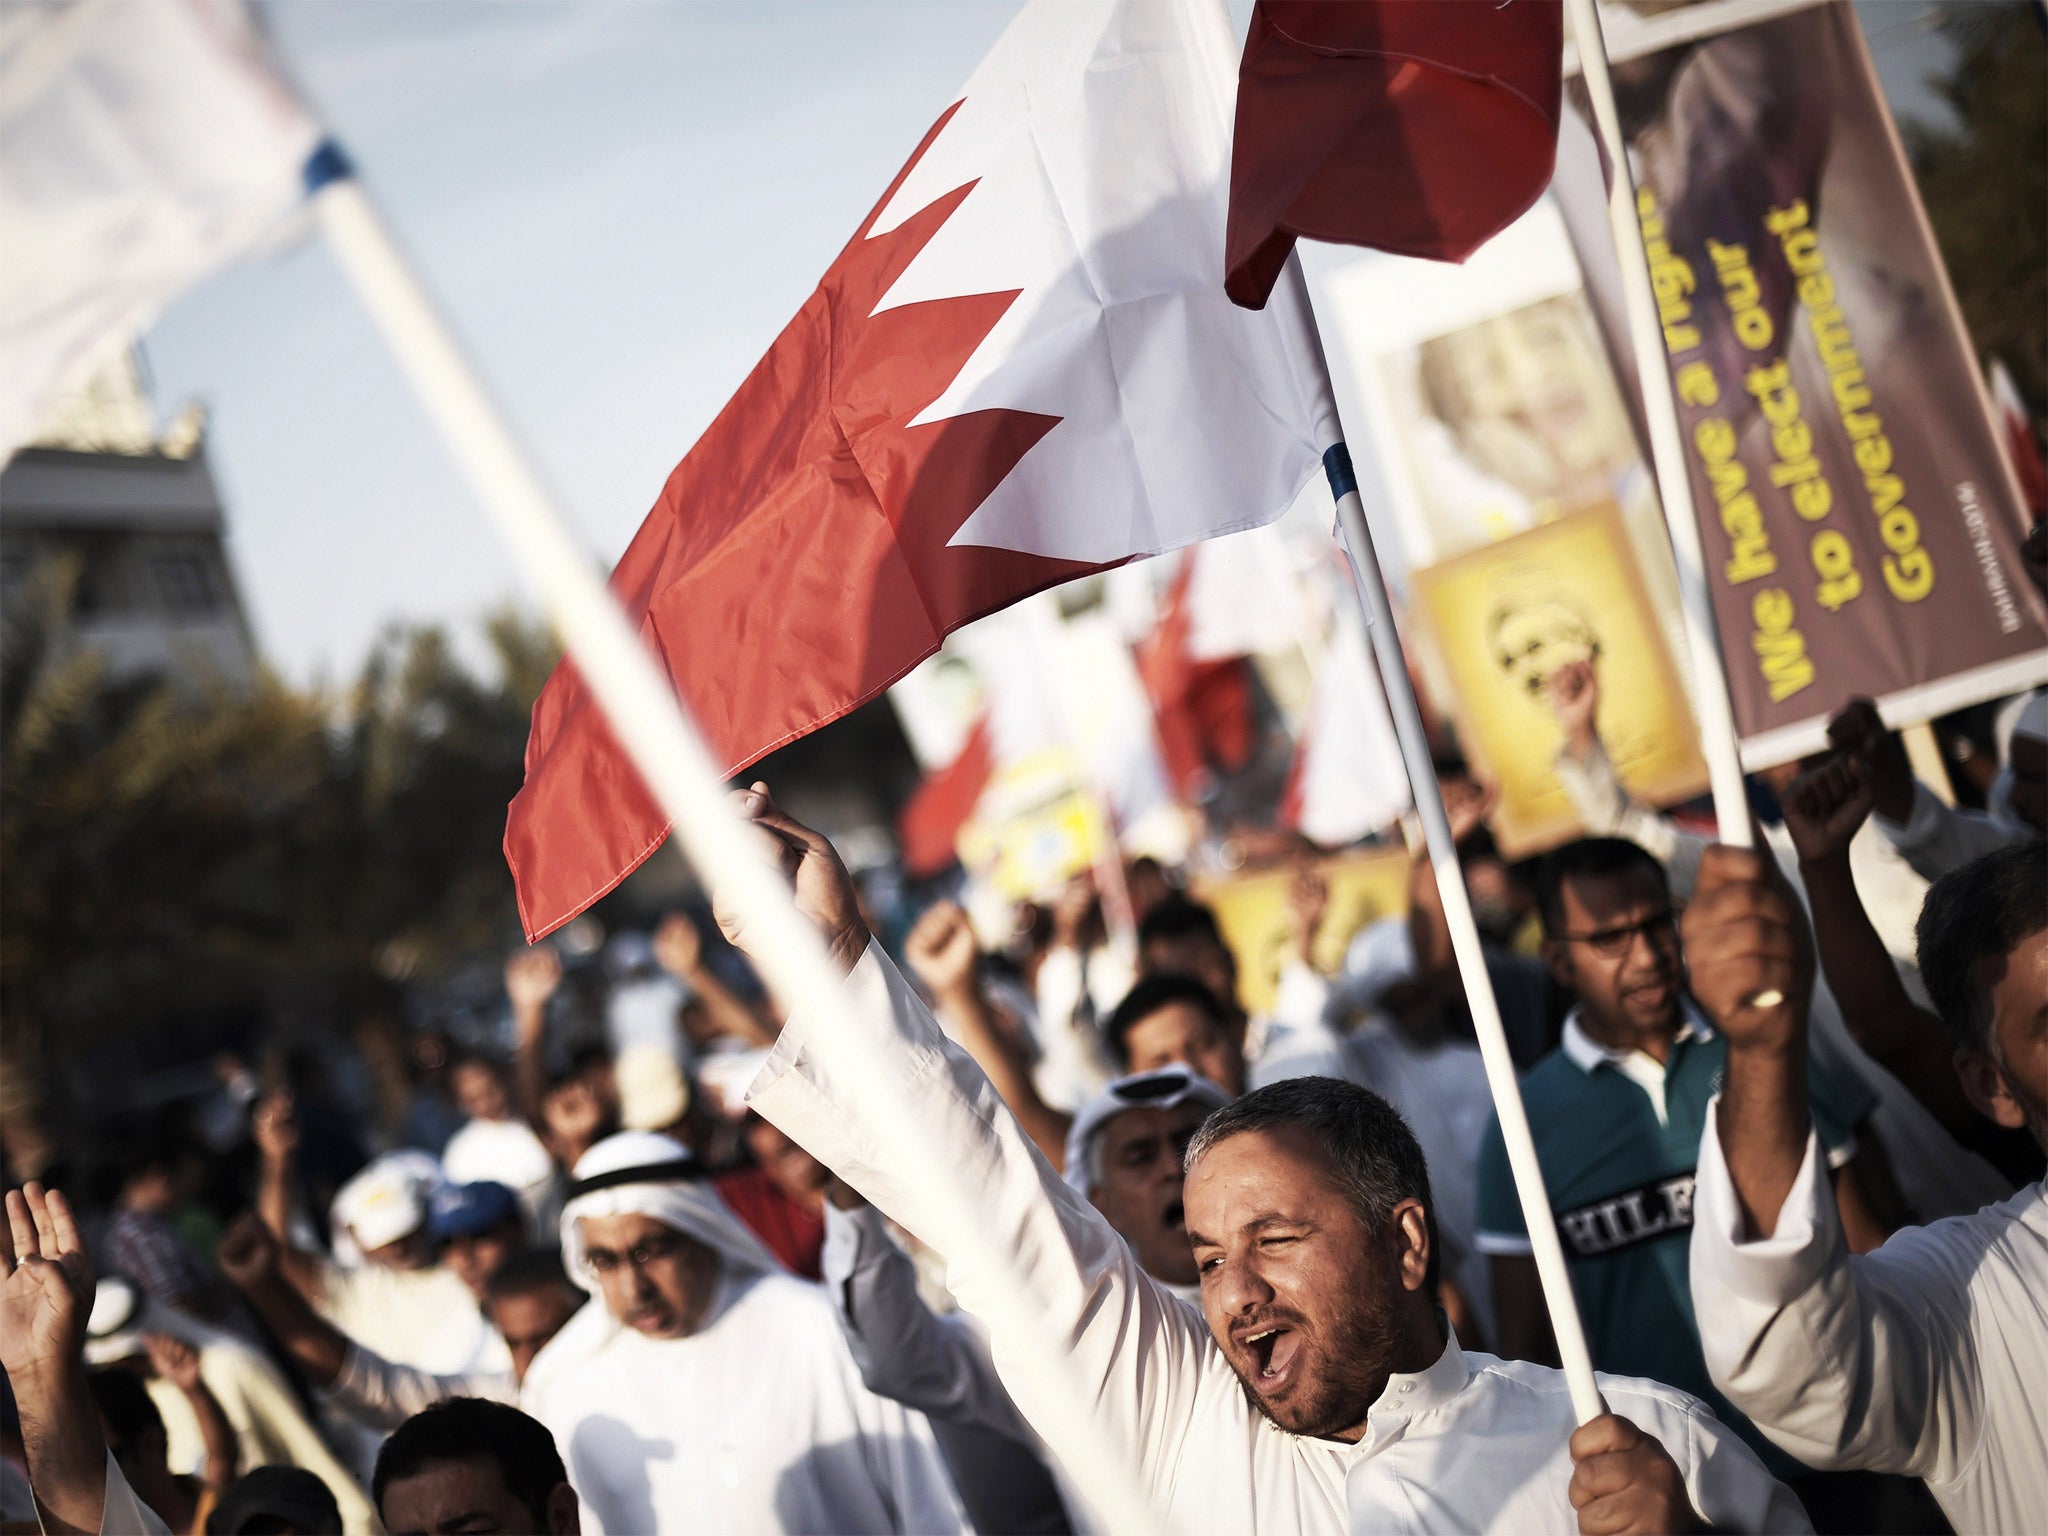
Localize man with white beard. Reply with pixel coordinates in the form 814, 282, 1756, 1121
728, 787, 1808, 1535
519, 1129, 967, 1535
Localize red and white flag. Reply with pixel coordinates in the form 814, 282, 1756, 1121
507, 0, 1337, 938
1224, 0, 1564, 308
1279, 603, 1409, 847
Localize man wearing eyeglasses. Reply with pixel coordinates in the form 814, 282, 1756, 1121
515, 1130, 968, 1534
1476, 837, 1893, 1484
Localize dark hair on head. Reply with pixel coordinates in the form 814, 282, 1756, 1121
1916, 839, 2048, 1058
1534, 837, 1669, 936
1137, 893, 1226, 954
87, 1369, 164, 1457
372, 1397, 567, 1524
484, 1247, 578, 1304
1184, 1077, 1440, 1296
1104, 972, 1232, 1069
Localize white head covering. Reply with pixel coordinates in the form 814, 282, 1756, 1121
1980, 688, 2046, 834
1322, 916, 1418, 1026
558, 1130, 781, 1293
1062, 1066, 1231, 1196
328, 1149, 444, 1265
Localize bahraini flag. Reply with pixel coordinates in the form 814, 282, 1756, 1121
506, 0, 1338, 940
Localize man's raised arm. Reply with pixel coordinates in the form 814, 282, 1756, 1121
727, 787, 1211, 1505
0, 1185, 170, 1536
1685, 846, 1963, 1479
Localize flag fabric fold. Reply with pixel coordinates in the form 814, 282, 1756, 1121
0, 0, 319, 459
1223, 0, 1565, 309
507, 0, 1338, 940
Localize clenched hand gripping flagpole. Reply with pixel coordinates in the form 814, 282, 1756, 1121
300, 143, 1168, 1536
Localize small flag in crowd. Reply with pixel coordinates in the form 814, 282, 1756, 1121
507, 0, 1338, 940
1223, 0, 1564, 308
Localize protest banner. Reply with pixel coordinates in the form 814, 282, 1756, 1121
1193, 846, 1409, 1019
1409, 503, 1710, 857
1561, 0, 2048, 764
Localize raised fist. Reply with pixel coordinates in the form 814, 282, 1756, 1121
905, 901, 981, 1000
1569, 1413, 1706, 1535
1679, 846, 1813, 1055
215, 1212, 283, 1292
1780, 755, 1875, 867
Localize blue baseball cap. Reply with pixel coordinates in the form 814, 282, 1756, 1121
428, 1180, 521, 1240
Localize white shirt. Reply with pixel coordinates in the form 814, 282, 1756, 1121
95, 1451, 170, 1536
1693, 1103, 2048, 1534
750, 943, 1807, 1535
319, 1259, 500, 1377
522, 1268, 968, 1535
330, 1340, 519, 1430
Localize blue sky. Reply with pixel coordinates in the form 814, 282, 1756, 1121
141, 0, 1960, 686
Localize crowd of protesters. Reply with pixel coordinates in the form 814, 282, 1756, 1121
1, 666, 2043, 1534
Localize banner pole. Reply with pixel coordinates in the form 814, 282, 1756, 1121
1318, 442, 1605, 1425
307, 154, 1166, 1536
1564, 0, 1755, 851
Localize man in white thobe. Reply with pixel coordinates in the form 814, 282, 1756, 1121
728, 789, 1807, 1535
519, 1130, 968, 1535
1690, 840, 2048, 1534
824, 1065, 1230, 1530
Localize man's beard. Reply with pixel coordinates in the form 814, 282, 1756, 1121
1228, 1290, 1401, 1441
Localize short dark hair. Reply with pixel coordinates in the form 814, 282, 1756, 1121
484, 1247, 577, 1305
1534, 837, 1669, 936
372, 1398, 567, 1524
1916, 840, 2047, 1058
1105, 972, 1233, 1069
1137, 893, 1227, 954
87, 1369, 163, 1457
1184, 1076, 1440, 1295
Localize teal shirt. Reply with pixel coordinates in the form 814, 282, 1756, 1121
1475, 1007, 1874, 1472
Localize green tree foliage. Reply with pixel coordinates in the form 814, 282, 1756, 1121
1903, 1, 2048, 413
0, 566, 559, 1154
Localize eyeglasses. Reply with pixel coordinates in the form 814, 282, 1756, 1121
582, 1232, 688, 1275
1558, 911, 1679, 959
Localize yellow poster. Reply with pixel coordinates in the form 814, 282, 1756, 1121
1193, 848, 1411, 1019
1409, 503, 1708, 857
957, 749, 1110, 902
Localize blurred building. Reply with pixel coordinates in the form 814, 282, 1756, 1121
0, 356, 259, 695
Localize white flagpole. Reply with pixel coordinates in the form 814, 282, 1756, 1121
306, 152, 1166, 1536
1564, 0, 1754, 852
1321, 441, 1607, 1425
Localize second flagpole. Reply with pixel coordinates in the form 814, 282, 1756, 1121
1317, 440, 1606, 1425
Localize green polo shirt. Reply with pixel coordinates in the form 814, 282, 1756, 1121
1475, 1006, 1874, 1471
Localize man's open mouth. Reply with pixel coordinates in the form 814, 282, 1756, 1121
1163, 1199, 1185, 1233
1238, 1324, 1302, 1386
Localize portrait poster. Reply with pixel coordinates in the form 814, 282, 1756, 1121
1193, 847, 1410, 1020
1408, 502, 1709, 857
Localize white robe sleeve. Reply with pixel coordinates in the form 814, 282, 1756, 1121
750, 941, 1213, 1513
1872, 781, 2022, 883
1691, 1100, 1983, 1481
821, 1202, 1036, 1446
329, 1341, 517, 1431
1553, 740, 1707, 900
90, 1450, 171, 1536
